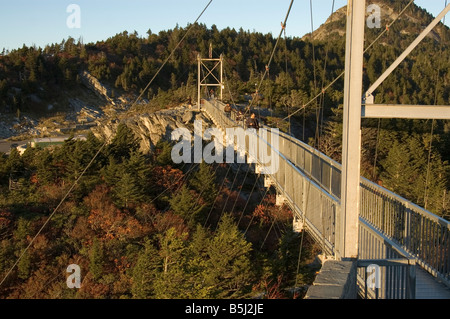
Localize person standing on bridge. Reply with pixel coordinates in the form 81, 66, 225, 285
235, 109, 244, 126
247, 113, 259, 130
224, 103, 232, 118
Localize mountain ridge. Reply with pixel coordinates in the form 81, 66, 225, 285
0, 1, 449, 142
302, 0, 450, 43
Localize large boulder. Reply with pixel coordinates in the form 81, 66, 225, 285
92, 107, 213, 154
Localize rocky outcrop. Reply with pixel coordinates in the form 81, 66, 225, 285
79, 70, 115, 105
67, 98, 104, 123
0, 115, 40, 139
92, 106, 214, 154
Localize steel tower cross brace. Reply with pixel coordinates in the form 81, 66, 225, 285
197, 53, 224, 110
363, 3, 450, 120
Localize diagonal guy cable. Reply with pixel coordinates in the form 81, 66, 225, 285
242, 0, 295, 118
0, 0, 215, 288
282, 0, 415, 122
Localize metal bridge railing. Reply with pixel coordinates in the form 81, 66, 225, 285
360, 179, 450, 285
201, 99, 450, 297
358, 218, 417, 299
270, 150, 338, 256
276, 129, 342, 199
275, 122, 450, 289
202, 99, 339, 256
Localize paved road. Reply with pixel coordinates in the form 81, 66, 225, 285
0, 135, 82, 154
0, 140, 30, 154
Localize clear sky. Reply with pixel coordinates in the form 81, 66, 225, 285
0, 0, 449, 51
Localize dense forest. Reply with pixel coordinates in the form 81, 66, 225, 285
0, 126, 319, 298
0, 0, 450, 298
1, 4, 449, 217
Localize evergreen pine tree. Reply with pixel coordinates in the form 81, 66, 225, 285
189, 162, 218, 208
205, 214, 253, 298
169, 184, 205, 225
17, 250, 31, 280
155, 140, 174, 166
184, 224, 212, 298
131, 240, 160, 299
6, 148, 24, 175
114, 172, 145, 208
126, 151, 152, 189
101, 156, 122, 186
0, 155, 9, 187
422, 152, 449, 215
273, 229, 302, 277
380, 139, 416, 198
0, 240, 12, 276
107, 124, 139, 162
153, 227, 189, 298
89, 238, 104, 281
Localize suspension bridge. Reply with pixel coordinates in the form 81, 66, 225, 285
202, 97, 450, 299
198, 0, 450, 299
2, 0, 450, 300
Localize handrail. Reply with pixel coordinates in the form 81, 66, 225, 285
275, 125, 449, 229
360, 176, 450, 229
202, 99, 339, 255
202, 99, 341, 207
277, 115, 450, 286
201, 99, 450, 288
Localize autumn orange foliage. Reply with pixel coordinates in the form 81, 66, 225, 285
84, 185, 148, 240
251, 195, 293, 225
152, 166, 184, 193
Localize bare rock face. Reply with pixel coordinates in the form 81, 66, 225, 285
92, 106, 213, 154
79, 70, 115, 105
